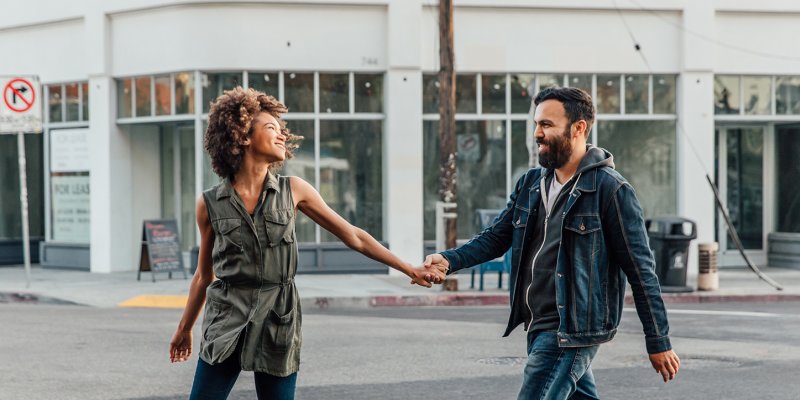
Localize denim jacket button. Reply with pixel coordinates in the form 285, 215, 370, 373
580, 223, 586, 231
557, 273, 563, 278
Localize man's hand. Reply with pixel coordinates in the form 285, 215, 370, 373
423, 254, 450, 277
408, 265, 445, 287
649, 350, 680, 382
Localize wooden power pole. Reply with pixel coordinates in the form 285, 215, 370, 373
438, 0, 458, 291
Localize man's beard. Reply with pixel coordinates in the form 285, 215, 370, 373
537, 127, 573, 169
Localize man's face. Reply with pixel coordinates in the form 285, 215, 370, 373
533, 99, 574, 169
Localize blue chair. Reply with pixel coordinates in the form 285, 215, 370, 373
470, 249, 511, 291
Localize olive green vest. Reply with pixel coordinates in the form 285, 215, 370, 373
199, 172, 300, 377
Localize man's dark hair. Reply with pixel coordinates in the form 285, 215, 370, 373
534, 87, 595, 135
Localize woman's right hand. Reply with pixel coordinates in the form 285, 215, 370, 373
169, 329, 193, 363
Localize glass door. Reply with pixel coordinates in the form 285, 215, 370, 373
775, 123, 800, 233
715, 125, 766, 266
160, 122, 196, 251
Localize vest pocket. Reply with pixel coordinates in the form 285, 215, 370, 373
202, 299, 232, 341
264, 209, 296, 247
213, 218, 243, 254
265, 308, 297, 351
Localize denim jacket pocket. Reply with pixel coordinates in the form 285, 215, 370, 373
564, 214, 601, 235
512, 206, 529, 229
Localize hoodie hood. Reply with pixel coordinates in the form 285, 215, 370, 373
575, 144, 615, 174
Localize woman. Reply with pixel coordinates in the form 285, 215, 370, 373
169, 87, 445, 399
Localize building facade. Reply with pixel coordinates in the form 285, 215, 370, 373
1, 0, 799, 277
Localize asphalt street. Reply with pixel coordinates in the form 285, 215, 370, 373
1, 302, 798, 399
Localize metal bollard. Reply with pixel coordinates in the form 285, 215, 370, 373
697, 242, 719, 291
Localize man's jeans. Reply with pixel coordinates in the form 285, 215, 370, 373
518, 331, 600, 400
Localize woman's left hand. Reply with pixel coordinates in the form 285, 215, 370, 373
408, 265, 446, 287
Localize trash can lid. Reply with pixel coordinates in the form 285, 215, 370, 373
645, 216, 697, 239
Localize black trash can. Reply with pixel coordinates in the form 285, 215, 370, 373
645, 216, 696, 293
190, 246, 200, 275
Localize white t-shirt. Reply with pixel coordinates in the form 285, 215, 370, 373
545, 176, 566, 214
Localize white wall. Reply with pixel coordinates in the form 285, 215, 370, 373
421, 6, 682, 73
0, 19, 87, 82
109, 4, 388, 76
714, 12, 800, 74
129, 124, 162, 251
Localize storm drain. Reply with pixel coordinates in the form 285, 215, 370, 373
476, 357, 528, 366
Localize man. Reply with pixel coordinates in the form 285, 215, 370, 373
424, 87, 680, 399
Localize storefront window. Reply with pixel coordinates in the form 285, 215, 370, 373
775, 124, 800, 232
284, 73, 314, 113
175, 72, 195, 115
567, 74, 592, 95
456, 74, 477, 113
0, 135, 44, 240
117, 79, 132, 118
423, 120, 507, 240
202, 72, 242, 113
597, 74, 621, 114
281, 119, 316, 243
597, 120, 677, 218
776, 77, 800, 115
625, 75, 649, 114
422, 74, 440, 114
319, 120, 383, 242
354, 74, 383, 113
65, 83, 80, 122
319, 73, 349, 113
81, 82, 89, 121
714, 76, 740, 115
135, 77, 151, 117
248, 72, 279, 98
154, 75, 171, 116
48, 85, 63, 123
653, 75, 676, 114
482, 74, 506, 114
509, 74, 534, 114
743, 76, 771, 115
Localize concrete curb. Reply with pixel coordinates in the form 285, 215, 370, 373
628, 293, 800, 304
301, 294, 509, 310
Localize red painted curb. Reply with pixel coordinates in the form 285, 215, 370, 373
624, 293, 800, 304
370, 294, 509, 307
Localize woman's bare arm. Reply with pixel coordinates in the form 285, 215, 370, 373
289, 176, 444, 286
169, 195, 216, 362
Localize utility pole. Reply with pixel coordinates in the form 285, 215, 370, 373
438, 0, 458, 291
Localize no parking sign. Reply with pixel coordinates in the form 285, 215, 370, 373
1, 76, 42, 134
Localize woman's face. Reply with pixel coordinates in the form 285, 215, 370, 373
245, 112, 287, 162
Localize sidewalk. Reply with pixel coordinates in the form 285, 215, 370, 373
0, 264, 799, 309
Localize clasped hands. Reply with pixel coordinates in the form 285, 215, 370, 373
407, 254, 451, 288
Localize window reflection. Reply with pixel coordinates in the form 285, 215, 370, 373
776, 77, 800, 114
319, 120, 383, 242
423, 120, 507, 239
482, 74, 506, 114
596, 75, 620, 114
117, 79, 132, 118
281, 119, 316, 243
456, 74, 477, 113
597, 120, 676, 217
49, 85, 63, 123
776, 124, 800, 232
354, 74, 383, 113
714, 76, 740, 115
154, 75, 171, 116
175, 72, 194, 115
538, 74, 564, 91
284, 73, 314, 113
82, 82, 89, 121
510, 74, 534, 113
319, 73, 349, 113
202, 72, 242, 113
422, 74, 440, 114
625, 75, 649, 114
743, 76, 771, 115
248, 72, 279, 98
567, 74, 592, 95
135, 77, 151, 117
65, 83, 80, 122
653, 75, 676, 114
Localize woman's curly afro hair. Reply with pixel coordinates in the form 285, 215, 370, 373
204, 86, 302, 179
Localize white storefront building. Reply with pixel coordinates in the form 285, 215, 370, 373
1, 0, 799, 279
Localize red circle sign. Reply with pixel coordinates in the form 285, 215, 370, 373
4, 78, 36, 113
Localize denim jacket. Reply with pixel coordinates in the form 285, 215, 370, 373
440, 146, 672, 354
